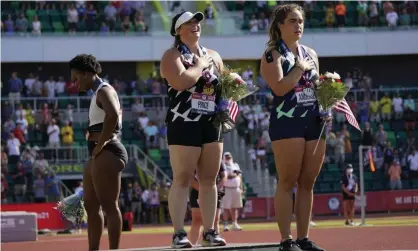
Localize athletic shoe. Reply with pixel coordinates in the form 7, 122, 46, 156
231, 222, 242, 231
201, 228, 227, 247
171, 229, 192, 249
223, 225, 230, 232
296, 238, 325, 251
278, 239, 303, 251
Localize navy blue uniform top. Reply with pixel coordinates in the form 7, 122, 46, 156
268, 40, 320, 123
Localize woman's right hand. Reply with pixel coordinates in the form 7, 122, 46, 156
295, 56, 315, 72
194, 55, 212, 69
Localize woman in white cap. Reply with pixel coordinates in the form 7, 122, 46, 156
160, 11, 226, 248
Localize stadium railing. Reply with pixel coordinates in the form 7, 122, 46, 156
3, 87, 418, 117
34, 144, 172, 184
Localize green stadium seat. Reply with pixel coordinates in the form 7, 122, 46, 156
10, 1, 20, 10
327, 163, 338, 172
148, 149, 161, 161
319, 183, 333, 193
52, 22, 64, 33
25, 9, 37, 22
386, 131, 396, 147
401, 180, 411, 189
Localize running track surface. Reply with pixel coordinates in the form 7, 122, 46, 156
2, 225, 418, 251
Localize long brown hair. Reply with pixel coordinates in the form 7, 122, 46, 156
266, 4, 305, 52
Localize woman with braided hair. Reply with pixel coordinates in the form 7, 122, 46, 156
260, 4, 329, 251
69, 54, 127, 250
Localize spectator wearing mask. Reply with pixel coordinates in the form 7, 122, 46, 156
12, 123, 26, 144
46, 171, 61, 202
47, 119, 60, 148
340, 164, 357, 226
386, 8, 398, 28
7, 133, 20, 165
149, 183, 160, 223
131, 182, 143, 224
403, 107, 416, 132
388, 160, 402, 190
33, 152, 48, 176
369, 97, 381, 123
379, 93, 392, 121
407, 147, 418, 179
33, 173, 46, 203
375, 124, 387, 151
335, 1, 346, 27
404, 94, 415, 111
61, 121, 74, 159
8, 72, 23, 105
158, 181, 170, 223
392, 93, 403, 120
222, 152, 243, 231
12, 161, 27, 203
1, 174, 8, 204
144, 121, 159, 149
383, 141, 394, 172
361, 122, 373, 147
358, 97, 369, 124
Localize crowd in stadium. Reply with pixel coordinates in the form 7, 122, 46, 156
1, 1, 149, 34
1, 1, 417, 34
237, 1, 417, 31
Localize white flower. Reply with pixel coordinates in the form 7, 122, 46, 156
332, 72, 341, 80
230, 72, 245, 85
324, 72, 334, 79
230, 72, 241, 80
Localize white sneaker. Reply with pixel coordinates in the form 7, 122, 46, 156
310, 221, 317, 227
223, 225, 229, 232
171, 230, 192, 249
231, 222, 242, 231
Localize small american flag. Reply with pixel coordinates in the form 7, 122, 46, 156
228, 101, 239, 123
334, 98, 361, 131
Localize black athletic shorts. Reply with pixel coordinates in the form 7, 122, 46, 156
189, 188, 224, 209
167, 121, 223, 147
342, 192, 355, 201
88, 138, 128, 165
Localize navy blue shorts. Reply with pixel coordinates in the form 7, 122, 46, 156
269, 112, 323, 142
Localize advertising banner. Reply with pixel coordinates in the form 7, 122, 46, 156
244, 189, 418, 218
1, 203, 65, 230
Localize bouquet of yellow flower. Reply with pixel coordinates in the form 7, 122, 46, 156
214, 67, 259, 134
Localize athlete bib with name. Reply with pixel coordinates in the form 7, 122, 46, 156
295, 86, 316, 107
191, 93, 216, 115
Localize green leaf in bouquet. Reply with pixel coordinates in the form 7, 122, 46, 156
218, 66, 249, 102
315, 79, 349, 110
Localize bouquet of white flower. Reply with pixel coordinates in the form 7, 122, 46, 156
54, 190, 87, 225
312, 71, 352, 154
214, 68, 259, 134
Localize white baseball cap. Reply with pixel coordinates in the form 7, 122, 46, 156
171, 11, 204, 36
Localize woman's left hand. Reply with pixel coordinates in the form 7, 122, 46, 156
320, 110, 332, 123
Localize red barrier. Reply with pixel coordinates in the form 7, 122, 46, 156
244, 189, 418, 218
1, 203, 66, 230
